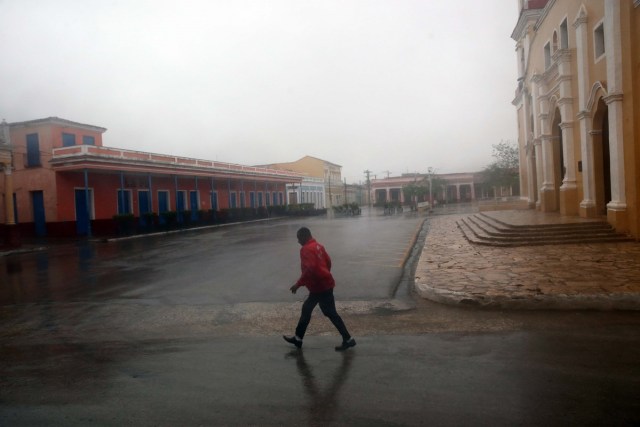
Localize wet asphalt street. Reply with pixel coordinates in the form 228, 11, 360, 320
1, 210, 639, 426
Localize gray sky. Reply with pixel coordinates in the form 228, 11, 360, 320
1, 0, 518, 183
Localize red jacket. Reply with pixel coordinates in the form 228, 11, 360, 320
296, 238, 335, 293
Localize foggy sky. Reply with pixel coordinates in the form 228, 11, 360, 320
1, 0, 518, 183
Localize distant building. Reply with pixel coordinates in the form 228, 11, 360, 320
0, 120, 17, 245
0, 117, 301, 239
512, 0, 640, 238
261, 156, 343, 207
370, 172, 484, 205
286, 176, 325, 208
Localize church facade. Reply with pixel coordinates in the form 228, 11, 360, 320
512, 0, 640, 238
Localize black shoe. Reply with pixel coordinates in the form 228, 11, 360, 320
335, 338, 356, 351
283, 335, 302, 349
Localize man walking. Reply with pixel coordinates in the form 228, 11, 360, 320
283, 227, 356, 351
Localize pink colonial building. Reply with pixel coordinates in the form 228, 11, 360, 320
0, 117, 302, 240
370, 172, 486, 206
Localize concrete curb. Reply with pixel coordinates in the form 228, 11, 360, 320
414, 282, 640, 310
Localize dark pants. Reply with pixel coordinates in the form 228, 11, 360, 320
295, 289, 351, 341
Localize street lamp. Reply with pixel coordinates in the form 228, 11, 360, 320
427, 167, 434, 210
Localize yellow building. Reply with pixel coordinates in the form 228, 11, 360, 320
0, 119, 18, 246
263, 156, 343, 207
512, 0, 640, 238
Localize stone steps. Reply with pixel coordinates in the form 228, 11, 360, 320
457, 213, 634, 247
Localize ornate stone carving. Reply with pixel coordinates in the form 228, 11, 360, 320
573, 5, 588, 28
604, 92, 624, 105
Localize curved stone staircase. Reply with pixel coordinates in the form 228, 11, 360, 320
457, 212, 634, 247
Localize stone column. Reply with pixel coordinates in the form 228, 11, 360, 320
538, 87, 557, 212
603, 0, 627, 231
555, 48, 578, 215
530, 76, 545, 210
574, 6, 598, 218
578, 112, 597, 216
534, 141, 543, 209
521, 89, 536, 207
526, 139, 537, 208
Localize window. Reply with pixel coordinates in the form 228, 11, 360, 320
258, 192, 263, 207
158, 190, 170, 213
210, 191, 218, 211
117, 189, 132, 214
26, 133, 41, 167
560, 19, 568, 49
266, 192, 271, 206
594, 22, 605, 59
176, 190, 187, 211
239, 191, 246, 208
138, 190, 151, 215
544, 42, 551, 69
62, 133, 76, 147
230, 192, 237, 208
82, 135, 95, 145
249, 191, 255, 208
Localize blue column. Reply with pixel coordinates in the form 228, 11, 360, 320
84, 168, 92, 238
119, 171, 125, 214
148, 174, 153, 213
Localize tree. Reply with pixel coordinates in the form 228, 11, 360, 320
402, 171, 448, 205
402, 182, 427, 204
482, 140, 519, 197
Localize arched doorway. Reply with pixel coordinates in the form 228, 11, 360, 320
593, 98, 612, 215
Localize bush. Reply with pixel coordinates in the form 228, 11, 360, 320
112, 213, 136, 235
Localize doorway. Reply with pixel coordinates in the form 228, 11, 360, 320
593, 99, 612, 215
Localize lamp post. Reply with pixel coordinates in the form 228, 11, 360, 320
427, 167, 434, 211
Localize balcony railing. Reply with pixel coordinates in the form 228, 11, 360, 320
51, 145, 301, 178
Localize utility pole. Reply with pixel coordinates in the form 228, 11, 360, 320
427, 167, 435, 210
327, 169, 332, 207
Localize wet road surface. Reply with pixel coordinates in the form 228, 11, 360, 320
1, 210, 639, 425
2, 329, 639, 426
1, 212, 423, 306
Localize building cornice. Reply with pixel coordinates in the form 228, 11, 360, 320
10, 116, 107, 133
511, 9, 542, 41
50, 145, 304, 182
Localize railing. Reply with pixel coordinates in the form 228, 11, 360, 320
52, 145, 302, 177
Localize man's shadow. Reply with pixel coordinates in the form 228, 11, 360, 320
286, 349, 355, 424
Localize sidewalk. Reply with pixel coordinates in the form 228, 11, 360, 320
415, 212, 640, 310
